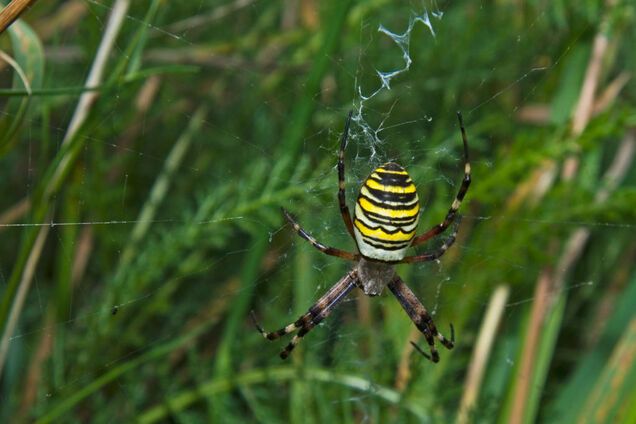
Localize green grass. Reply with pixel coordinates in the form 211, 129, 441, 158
1, 1, 635, 422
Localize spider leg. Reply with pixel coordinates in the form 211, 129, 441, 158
399, 219, 459, 264
251, 271, 357, 359
411, 112, 471, 247
282, 208, 359, 261
388, 274, 454, 363
337, 111, 355, 238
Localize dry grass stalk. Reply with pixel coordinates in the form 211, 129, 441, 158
457, 285, 510, 424
0, 0, 38, 34
0, 222, 50, 380
0, 197, 31, 232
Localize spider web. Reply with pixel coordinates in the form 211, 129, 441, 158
0, 1, 633, 422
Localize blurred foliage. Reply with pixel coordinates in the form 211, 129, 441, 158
0, 0, 635, 422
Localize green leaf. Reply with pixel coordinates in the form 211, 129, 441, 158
577, 318, 636, 423
0, 18, 44, 156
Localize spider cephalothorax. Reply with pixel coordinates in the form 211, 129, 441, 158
355, 258, 396, 296
251, 112, 471, 362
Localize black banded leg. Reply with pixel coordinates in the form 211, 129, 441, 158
250, 311, 298, 341
388, 275, 454, 363
282, 208, 358, 261
399, 220, 459, 264
338, 111, 355, 238
251, 271, 357, 359
411, 112, 471, 247
279, 305, 330, 359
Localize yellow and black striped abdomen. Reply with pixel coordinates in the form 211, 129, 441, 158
353, 162, 420, 262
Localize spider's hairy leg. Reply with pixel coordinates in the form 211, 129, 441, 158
250, 311, 296, 340
388, 275, 454, 363
411, 111, 471, 247
399, 218, 460, 264
338, 111, 355, 238
250, 271, 358, 359
281, 208, 358, 261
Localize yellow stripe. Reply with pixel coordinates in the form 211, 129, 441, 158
371, 172, 413, 182
376, 167, 408, 175
354, 219, 415, 242
366, 178, 416, 193
360, 186, 418, 206
358, 197, 419, 218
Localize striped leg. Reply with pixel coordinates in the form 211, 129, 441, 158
399, 219, 459, 264
337, 111, 355, 238
282, 208, 359, 261
388, 275, 454, 363
251, 271, 357, 359
411, 111, 471, 247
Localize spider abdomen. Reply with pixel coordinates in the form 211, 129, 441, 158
353, 162, 420, 262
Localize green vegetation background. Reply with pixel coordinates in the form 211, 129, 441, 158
0, 1, 635, 422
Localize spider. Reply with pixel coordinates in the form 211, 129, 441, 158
251, 111, 471, 362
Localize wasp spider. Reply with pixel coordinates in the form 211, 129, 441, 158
251, 112, 471, 362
